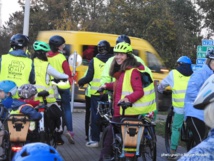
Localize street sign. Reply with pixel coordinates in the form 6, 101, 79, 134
197, 46, 214, 53
196, 58, 206, 65
202, 39, 214, 46
197, 52, 206, 58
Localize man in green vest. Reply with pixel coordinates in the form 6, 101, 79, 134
158, 56, 193, 159
0, 33, 35, 99
78, 40, 113, 148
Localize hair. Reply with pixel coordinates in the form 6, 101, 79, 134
32, 51, 48, 61
109, 54, 141, 77
204, 101, 214, 129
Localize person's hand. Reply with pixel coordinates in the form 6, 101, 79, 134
118, 97, 129, 103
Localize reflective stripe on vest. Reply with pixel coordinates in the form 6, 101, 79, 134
34, 58, 56, 103
0, 54, 32, 98
172, 70, 190, 108
120, 68, 156, 115
90, 58, 105, 95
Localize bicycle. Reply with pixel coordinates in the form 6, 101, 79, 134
35, 90, 62, 148
165, 106, 196, 153
101, 101, 156, 161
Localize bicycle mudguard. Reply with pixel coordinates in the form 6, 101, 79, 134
7, 115, 30, 142
120, 118, 144, 155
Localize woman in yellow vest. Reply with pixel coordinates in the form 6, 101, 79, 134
98, 42, 155, 161
158, 56, 193, 159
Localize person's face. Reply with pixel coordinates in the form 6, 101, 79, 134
210, 59, 214, 70
0, 91, 6, 100
58, 44, 65, 51
115, 53, 127, 65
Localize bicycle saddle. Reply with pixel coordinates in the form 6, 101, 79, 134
37, 90, 49, 97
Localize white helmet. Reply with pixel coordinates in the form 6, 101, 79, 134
193, 74, 214, 109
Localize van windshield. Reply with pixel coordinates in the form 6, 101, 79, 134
146, 51, 165, 72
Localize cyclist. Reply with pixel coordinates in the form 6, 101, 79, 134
98, 42, 155, 161
157, 56, 193, 159
47, 35, 74, 144
0, 33, 35, 98
78, 40, 112, 148
32, 41, 70, 144
12, 142, 64, 161
179, 75, 214, 161
184, 49, 214, 149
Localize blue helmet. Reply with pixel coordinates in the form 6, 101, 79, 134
12, 143, 63, 161
177, 56, 192, 64
0, 80, 17, 96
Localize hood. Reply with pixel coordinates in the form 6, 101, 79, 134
9, 49, 28, 57
11, 99, 26, 110
176, 64, 193, 76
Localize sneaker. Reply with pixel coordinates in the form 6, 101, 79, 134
85, 141, 99, 148
167, 150, 179, 160
55, 132, 64, 145
65, 131, 75, 144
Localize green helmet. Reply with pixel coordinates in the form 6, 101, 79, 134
113, 42, 132, 53
33, 41, 50, 52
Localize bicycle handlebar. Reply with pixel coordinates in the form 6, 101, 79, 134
96, 87, 106, 93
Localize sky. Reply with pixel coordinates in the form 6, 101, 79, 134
1, 0, 21, 25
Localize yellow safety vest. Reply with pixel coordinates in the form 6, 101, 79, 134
172, 70, 190, 108
0, 54, 32, 98
47, 53, 70, 89
34, 58, 56, 103
90, 58, 105, 95
120, 68, 156, 115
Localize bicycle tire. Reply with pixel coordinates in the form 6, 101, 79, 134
164, 108, 174, 154
141, 125, 157, 161
100, 126, 109, 148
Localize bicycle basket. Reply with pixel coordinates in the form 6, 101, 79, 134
97, 101, 112, 117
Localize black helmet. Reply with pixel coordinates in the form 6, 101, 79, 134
49, 35, 65, 52
97, 40, 110, 54
116, 35, 131, 44
10, 33, 29, 49
206, 49, 214, 59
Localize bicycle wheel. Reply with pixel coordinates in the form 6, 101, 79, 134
141, 125, 157, 161
164, 108, 174, 153
100, 126, 109, 148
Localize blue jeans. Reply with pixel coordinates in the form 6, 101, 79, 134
58, 88, 73, 132
90, 96, 101, 142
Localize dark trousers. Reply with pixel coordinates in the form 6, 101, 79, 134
186, 116, 208, 147
85, 96, 91, 138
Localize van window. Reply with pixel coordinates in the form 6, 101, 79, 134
82, 45, 114, 66
146, 52, 163, 72
82, 45, 97, 66
133, 49, 139, 56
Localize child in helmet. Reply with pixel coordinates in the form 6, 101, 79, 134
33, 40, 69, 145
0, 80, 41, 121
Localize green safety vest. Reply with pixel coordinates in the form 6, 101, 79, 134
172, 70, 190, 108
34, 58, 56, 103
47, 53, 70, 89
0, 54, 32, 98
120, 68, 156, 115
90, 58, 105, 95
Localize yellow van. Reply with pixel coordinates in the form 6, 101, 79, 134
37, 30, 170, 110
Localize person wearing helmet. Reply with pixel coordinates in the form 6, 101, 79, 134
101, 34, 152, 86
179, 77, 214, 160
98, 42, 155, 161
157, 55, 193, 159
0, 81, 41, 120
0, 33, 35, 99
12, 142, 64, 161
33, 41, 69, 145
184, 49, 214, 150
77, 40, 112, 148
47, 35, 75, 144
